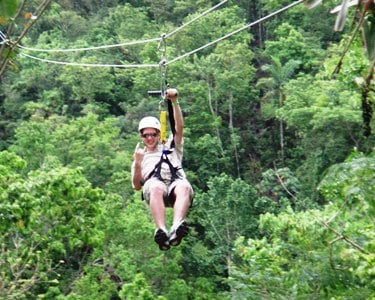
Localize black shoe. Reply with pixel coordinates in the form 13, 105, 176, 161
154, 228, 170, 251
169, 221, 189, 247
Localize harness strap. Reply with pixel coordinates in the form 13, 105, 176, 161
141, 149, 181, 186
167, 99, 176, 149
154, 149, 181, 182
141, 94, 178, 187
145, 97, 178, 183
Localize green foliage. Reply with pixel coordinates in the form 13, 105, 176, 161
119, 273, 158, 300
256, 167, 316, 212
57, 65, 116, 115
27, 165, 104, 249
0, 0, 18, 22
362, 14, 375, 60
318, 150, 375, 215
8, 117, 56, 170
0, 151, 28, 232
0, 151, 106, 299
257, 56, 301, 120
10, 113, 125, 187
281, 79, 362, 135
264, 22, 324, 72
260, 0, 340, 49
54, 265, 118, 300
273, 32, 374, 194
170, 6, 249, 59
0, 0, 374, 299
191, 175, 261, 271
185, 134, 228, 189
229, 151, 375, 298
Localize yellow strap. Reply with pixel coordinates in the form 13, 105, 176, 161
160, 110, 167, 143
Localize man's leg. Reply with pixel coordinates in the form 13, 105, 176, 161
146, 179, 169, 250
149, 182, 167, 231
172, 181, 192, 226
169, 180, 193, 246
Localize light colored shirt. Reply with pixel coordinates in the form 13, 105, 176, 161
131, 136, 186, 187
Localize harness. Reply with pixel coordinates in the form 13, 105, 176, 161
141, 99, 182, 186
145, 148, 182, 184
142, 37, 182, 186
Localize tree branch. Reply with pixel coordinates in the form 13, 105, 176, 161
0, 0, 53, 78
320, 219, 367, 253
273, 162, 298, 202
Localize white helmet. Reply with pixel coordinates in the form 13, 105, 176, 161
138, 116, 161, 132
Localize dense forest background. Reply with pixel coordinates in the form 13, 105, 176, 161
0, 0, 374, 299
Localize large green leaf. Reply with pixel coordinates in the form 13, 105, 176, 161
0, 0, 18, 19
362, 14, 375, 60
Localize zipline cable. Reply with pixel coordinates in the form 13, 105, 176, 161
167, 0, 305, 65
0, 31, 10, 45
19, 52, 160, 68
13, 0, 304, 68
14, 0, 228, 53
17, 37, 162, 52
164, 0, 228, 39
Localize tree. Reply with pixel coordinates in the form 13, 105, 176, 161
0, 0, 53, 78
0, 1, 374, 298
119, 273, 160, 300
164, 4, 258, 182
0, 151, 105, 299
317, 0, 375, 136
10, 113, 125, 188
228, 150, 375, 298
190, 175, 261, 283
210, 41, 256, 177
256, 56, 301, 165
0, 0, 18, 22
263, 22, 323, 72
277, 40, 372, 195
61, 192, 194, 299
256, 166, 317, 211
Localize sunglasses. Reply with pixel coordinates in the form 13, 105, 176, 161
141, 132, 158, 138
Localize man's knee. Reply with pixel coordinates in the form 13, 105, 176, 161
150, 181, 166, 197
143, 178, 167, 203
173, 180, 194, 201
175, 181, 191, 193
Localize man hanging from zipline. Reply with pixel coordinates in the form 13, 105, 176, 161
131, 88, 194, 251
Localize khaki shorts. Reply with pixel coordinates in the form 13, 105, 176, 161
142, 177, 194, 207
